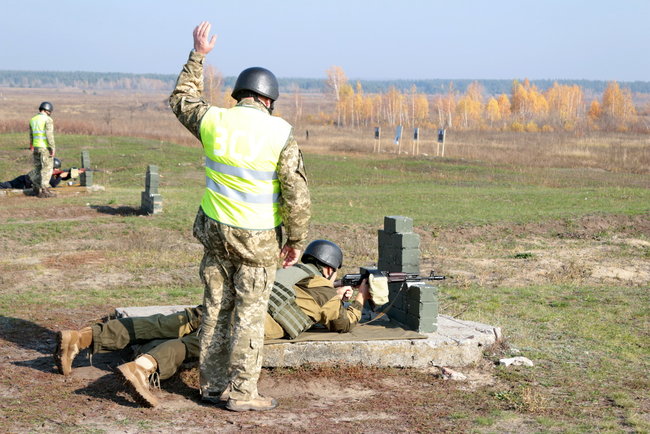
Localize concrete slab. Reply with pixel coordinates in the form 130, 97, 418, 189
0, 185, 104, 197
115, 306, 501, 369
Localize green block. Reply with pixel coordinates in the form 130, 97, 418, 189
80, 171, 93, 187
80, 151, 91, 168
409, 314, 437, 333
407, 284, 439, 303
406, 300, 438, 318
383, 216, 413, 234
378, 230, 420, 250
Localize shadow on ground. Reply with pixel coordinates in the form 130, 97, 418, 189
91, 205, 145, 216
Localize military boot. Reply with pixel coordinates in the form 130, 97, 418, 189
226, 395, 279, 412
54, 327, 93, 375
116, 355, 160, 407
38, 187, 56, 198
201, 384, 231, 404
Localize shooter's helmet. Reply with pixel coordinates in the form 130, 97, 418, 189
53, 158, 61, 169
301, 240, 343, 270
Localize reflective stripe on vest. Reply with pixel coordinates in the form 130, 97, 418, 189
30, 113, 49, 148
268, 263, 319, 339
199, 106, 291, 230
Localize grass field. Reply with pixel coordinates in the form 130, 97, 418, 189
0, 131, 648, 432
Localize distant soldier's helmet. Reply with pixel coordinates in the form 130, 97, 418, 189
301, 240, 343, 270
231, 67, 279, 101
39, 101, 53, 112
53, 158, 62, 169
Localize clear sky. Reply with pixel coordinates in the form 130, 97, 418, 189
1, 0, 648, 81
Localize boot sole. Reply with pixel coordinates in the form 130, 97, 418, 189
226, 399, 278, 412
116, 365, 159, 408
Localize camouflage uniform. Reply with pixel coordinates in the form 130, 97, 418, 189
169, 50, 310, 402
264, 274, 364, 339
29, 114, 55, 191
89, 307, 202, 380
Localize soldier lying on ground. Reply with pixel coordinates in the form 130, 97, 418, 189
53, 240, 371, 409
0, 158, 72, 191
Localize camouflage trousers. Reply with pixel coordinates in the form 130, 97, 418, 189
32, 148, 54, 190
199, 250, 276, 402
91, 307, 201, 380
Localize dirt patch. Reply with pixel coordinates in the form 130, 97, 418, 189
1, 213, 648, 431
420, 214, 650, 288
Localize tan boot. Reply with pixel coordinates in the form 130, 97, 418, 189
201, 384, 231, 404
38, 188, 56, 198
54, 327, 93, 375
116, 355, 160, 407
226, 395, 279, 412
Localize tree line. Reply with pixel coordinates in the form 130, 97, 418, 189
324, 67, 645, 133
2, 69, 649, 96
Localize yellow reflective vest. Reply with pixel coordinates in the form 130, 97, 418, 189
30, 113, 51, 148
199, 105, 292, 230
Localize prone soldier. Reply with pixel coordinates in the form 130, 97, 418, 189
54, 240, 368, 408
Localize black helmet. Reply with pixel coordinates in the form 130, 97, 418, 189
39, 101, 53, 112
53, 158, 61, 169
231, 67, 279, 101
301, 240, 343, 270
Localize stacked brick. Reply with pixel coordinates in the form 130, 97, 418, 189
378, 216, 439, 333
140, 165, 163, 215
80, 150, 92, 186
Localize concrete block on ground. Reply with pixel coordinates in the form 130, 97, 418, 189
378, 230, 420, 250
383, 216, 413, 234
81, 151, 91, 168
80, 170, 93, 187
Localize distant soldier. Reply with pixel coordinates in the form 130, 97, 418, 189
0, 158, 71, 190
29, 101, 57, 198
169, 22, 311, 411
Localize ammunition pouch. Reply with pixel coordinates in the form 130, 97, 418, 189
267, 263, 318, 339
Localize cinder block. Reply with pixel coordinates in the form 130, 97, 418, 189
408, 314, 437, 333
406, 299, 438, 317
81, 151, 91, 168
407, 284, 439, 303
383, 216, 413, 234
80, 171, 93, 187
146, 165, 159, 175
388, 307, 407, 325
378, 231, 420, 250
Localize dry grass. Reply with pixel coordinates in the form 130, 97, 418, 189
2, 87, 649, 173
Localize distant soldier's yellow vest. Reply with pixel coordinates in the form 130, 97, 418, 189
30, 113, 50, 148
199, 106, 291, 230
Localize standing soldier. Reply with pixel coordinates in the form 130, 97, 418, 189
29, 101, 57, 198
169, 22, 311, 411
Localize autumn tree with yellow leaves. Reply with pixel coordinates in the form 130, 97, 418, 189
321, 66, 640, 133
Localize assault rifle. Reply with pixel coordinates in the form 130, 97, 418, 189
334, 268, 445, 288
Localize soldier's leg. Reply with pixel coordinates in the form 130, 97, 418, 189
92, 307, 202, 353
54, 307, 202, 375
228, 264, 276, 402
116, 333, 199, 408
199, 251, 236, 401
40, 151, 54, 189
143, 332, 199, 380
31, 150, 43, 193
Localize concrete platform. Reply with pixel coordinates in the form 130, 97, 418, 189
116, 306, 501, 369
0, 184, 104, 197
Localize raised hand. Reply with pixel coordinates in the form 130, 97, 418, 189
193, 21, 217, 55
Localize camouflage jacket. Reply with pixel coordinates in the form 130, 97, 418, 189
264, 274, 363, 339
170, 50, 310, 266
